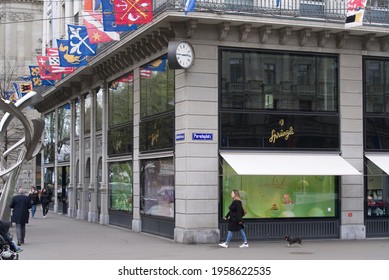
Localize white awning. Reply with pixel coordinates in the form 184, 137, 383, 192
220, 152, 361, 176
365, 154, 389, 175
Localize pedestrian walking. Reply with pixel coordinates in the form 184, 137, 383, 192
28, 186, 40, 218
219, 189, 249, 248
40, 188, 51, 218
10, 188, 32, 246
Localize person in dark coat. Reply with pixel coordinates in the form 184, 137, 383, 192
10, 188, 32, 246
219, 189, 249, 248
28, 186, 40, 218
40, 188, 51, 218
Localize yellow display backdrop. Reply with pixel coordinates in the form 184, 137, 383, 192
222, 160, 336, 218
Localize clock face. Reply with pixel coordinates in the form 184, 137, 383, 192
175, 42, 194, 69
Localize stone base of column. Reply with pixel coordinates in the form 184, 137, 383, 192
340, 224, 366, 240
67, 208, 77, 218
77, 209, 88, 220
174, 228, 220, 244
88, 211, 98, 223
99, 214, 109, 225
132, 219, 141, 232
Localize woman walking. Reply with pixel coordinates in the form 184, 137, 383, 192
28, 186, 40, 218
219, 189, 249, 248
40, 188, 51, 218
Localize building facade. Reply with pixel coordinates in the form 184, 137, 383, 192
0, 0, 43, 190
35, 0, 389, 243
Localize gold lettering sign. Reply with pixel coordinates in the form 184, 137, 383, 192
268, 119, 295, 143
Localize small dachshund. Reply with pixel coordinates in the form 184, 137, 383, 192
284, 235, 303, 247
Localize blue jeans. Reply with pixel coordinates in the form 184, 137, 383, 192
31, 204, 36, 217
225, 229, 248, 244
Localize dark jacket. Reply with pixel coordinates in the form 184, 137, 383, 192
10, 194, 32, 224
225, 199, 245, 232
0, 220, 12, 246
40, 191, 51, 205
29, 191, 40, 205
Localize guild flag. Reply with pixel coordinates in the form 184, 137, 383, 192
83, 11, 120, 44
101, 0, 138, 31
57, 39, 87, 68
113, 0, 153, 25
36, 55, 63, 80
68, 24, 97, 56
345, 0, 367, 28
46, 48, 75, 74
29, 66, 55, 87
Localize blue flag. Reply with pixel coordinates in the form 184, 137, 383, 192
95, 0, 102, 10
276, 0, 280, 7
29, 66, 55, 87
57, 39, 87, 67
101, 0, 138, 32
184, 0, 196, 15
142, 55, 167, 71
68, 24, 97, 56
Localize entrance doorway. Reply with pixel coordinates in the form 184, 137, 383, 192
57, 166, 69, 214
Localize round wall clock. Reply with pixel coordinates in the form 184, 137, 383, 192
168, 41, 195, 69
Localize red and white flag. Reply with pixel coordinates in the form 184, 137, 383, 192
46, 48, 75, 74
83, 11, 120, 44
36, 55, 62, 80
140, 69, 152, 78
345, 0, 367, 28
113, 0, 153, 25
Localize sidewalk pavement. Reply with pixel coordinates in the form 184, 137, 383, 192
8, 209, 389, 260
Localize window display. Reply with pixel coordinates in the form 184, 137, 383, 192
221, 159, 337, 218
141, 158, 175, 218
108, 161, 133, 212
366, 158, 389, 217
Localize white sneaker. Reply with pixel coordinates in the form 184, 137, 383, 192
239, 243, 249, 248
43, 216, 46, 219
219, 242, 228, 248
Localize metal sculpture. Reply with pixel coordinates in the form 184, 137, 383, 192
0, 91, 44, 221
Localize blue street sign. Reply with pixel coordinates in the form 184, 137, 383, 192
192, 133, 213, 141
176, 133, 185, 141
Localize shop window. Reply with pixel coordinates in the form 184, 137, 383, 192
84, 94, 91, 135
366, 158, 389, 217
220, 112, 339, 149
140, 157, 174, 218
107, 73, 134, 156
139, 114, 174, 152
364, 58, 389, 150
140, 55, 174, 118
108, 73, 133, 127
57, 104, 71, 162
221, 159, 337, 219
74, 98, 81, 138
139, 56, 174, 152
220, 49, 338, 112
43, 111, 56, 164
108, 161, 133, 212
96, 87, 103, 131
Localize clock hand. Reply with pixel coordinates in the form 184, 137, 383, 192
177, 53, 192, 57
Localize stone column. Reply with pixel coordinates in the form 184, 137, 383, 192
174, 44, 220, 243
77, 96, 87, 220
132, 68, 141, 232
339, 53, 365, 239
88, 90, 98, 222
100, 84, 109, 225
67, 99, 76, 218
